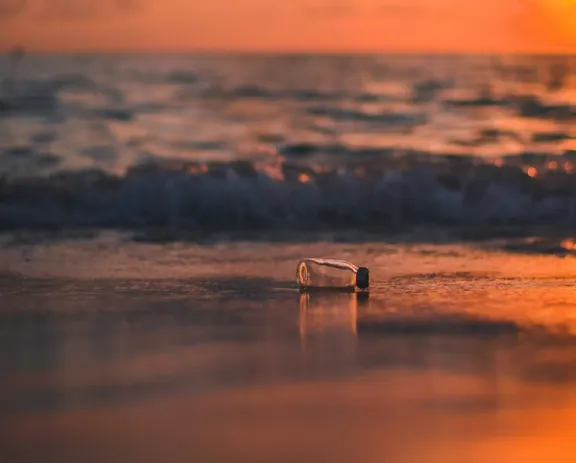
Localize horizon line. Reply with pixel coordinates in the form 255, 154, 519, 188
1, 47, 575, 56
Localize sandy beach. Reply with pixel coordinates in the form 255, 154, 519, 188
2, 233, 576, 462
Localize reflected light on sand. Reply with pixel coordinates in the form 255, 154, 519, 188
299, 292, 365, 340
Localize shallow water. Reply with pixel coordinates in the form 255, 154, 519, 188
1, 233, 576, 462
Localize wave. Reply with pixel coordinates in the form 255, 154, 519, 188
306, 106, 426, 125
205, 85, 342, 102
0, 147, 61, 176
92, 107, 134, 121
0, 79, 60, 116
165, 70, 199, 84
2, 71, 575, 128
515, 96, 576, 120
205, 85, 407, 104
0, 74, 124, 118
2, 150, 576, 230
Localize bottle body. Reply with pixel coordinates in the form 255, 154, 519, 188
296, 258, 369, 292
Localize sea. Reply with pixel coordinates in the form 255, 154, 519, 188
1, 53, 576, 463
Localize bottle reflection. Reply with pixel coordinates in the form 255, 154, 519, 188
299, 291, 370, 340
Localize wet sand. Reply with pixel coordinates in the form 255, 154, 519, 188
2, 235, 576, 462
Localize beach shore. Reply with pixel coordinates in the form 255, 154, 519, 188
2, 233, 576, 462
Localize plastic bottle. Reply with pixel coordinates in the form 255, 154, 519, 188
296, 258, 369, 292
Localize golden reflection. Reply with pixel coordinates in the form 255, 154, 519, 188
298, 173, 312, 184
560, 239, 576, 251
257, 162, 285, 181
310, 165, 327, 175
547, 160, 558, 170
299, 292, 368, 340
186, 164, 208, 175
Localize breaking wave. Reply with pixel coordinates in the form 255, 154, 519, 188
2, 149, 576, 230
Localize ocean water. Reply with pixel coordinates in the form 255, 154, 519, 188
1, 53, 576, 231
2, 54, 576, 463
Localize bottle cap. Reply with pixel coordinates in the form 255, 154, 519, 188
356, 267, 370, 289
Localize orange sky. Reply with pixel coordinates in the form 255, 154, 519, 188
0, 0, 575, 53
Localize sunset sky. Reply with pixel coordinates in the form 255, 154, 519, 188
0, 0, 575, 53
